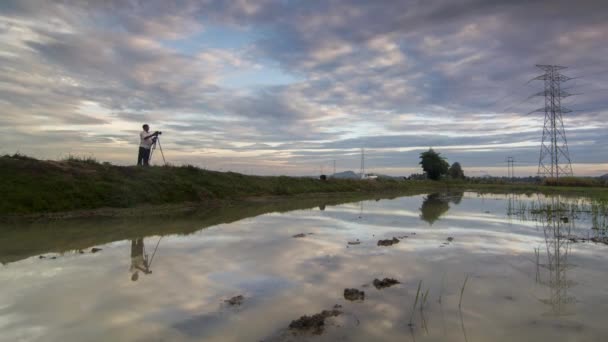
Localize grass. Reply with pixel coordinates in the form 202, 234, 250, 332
0, 154, 435, 215
459, 274, 469, 309
409, 280, 423, 326
3, 154, 608, 215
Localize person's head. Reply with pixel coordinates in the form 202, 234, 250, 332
131, 272, 139, 282
142, 124, 149, 132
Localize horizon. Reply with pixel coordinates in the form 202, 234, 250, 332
1, 1, 607, 177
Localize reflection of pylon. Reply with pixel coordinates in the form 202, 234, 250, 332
536, 197, 576, 316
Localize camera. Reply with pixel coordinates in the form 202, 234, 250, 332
155, 131, 162, 135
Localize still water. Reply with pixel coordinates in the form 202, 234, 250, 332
1, 192, 608, 341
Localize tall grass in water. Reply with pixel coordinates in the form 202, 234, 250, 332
409, 280, 423, 326
459, 274, 469, 309
544, 177, 606, 187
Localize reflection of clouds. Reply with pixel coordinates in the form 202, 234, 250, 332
1, 195, 608, 340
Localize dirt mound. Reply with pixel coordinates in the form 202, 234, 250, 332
373, 278, 400, 289
224, 295, 244, 306
288, 305, 342, 335
377, 237, 399, 246
343, 288, 365, 301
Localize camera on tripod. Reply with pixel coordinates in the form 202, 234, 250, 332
149, 131, 166, 165
151, 131, 162, 143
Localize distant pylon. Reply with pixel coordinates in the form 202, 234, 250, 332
506, 156, 515, 181
532, 65, 574, 179
360, 148, 365, 178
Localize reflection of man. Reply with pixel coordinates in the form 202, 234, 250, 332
130, 238, 152, 281
137, 124, 160, 166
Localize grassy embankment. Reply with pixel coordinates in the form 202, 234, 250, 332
0, 154, 431, 216
2, 154, 608, 216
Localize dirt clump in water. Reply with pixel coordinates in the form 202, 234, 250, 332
225, 295, 244, 306
91, 248, 102, 253
447, 237, 454, 242
373, 278, 400, 289
377, 237, 399, 246
288, 305, 342, 335
343, 288, 365, 301
347, 239, 361, 245
292, 233, 306, 238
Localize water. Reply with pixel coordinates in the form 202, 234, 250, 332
1, 192, 608, 341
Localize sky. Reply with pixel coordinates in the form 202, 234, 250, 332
1, 0, 607, 177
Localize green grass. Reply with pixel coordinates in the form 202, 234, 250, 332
0, 155, 426, 215
3, 154, 608, 215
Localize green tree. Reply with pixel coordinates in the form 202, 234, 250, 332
419, 148, 449, 180
448, 162, 465, 179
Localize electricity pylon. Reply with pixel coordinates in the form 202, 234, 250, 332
506, 156, 515, 181
532, 65, 574, 179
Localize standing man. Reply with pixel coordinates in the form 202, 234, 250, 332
137, 124, 159, 166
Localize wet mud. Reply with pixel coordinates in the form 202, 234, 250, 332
343, 288, 365, 301
373, 278, 400, 289
224, 295, 244, 306
377, 237, 399, 246
288, 305, 342, 335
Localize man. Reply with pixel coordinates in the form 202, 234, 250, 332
137, 124, 159, 166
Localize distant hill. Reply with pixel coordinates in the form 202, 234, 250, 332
331, 170, 400, 180
600, 174, 608, 180
331, 170, 360, 179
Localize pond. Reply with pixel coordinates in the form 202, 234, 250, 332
1, 192, 608, 341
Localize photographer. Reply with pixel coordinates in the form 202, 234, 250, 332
137, 124, 161, 166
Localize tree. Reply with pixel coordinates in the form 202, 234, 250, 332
448, 162, 465, 179
419, 148, 449, 180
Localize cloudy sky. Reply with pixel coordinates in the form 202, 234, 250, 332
1, 0, 607, 176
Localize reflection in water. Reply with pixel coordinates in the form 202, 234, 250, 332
130, 237, 161, 281
420, 194, 449, 225
535, 197, 576, 316
419, 192, 463, 225
4, 192, 608, 341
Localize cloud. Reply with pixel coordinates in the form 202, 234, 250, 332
1, 0, 607, 175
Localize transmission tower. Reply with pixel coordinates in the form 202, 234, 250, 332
360, 148, 365, 178
532, 65, 574, 179
506, 156, 515, 181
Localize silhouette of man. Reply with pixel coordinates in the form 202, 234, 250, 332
137, 124, 159, 166
130, 238, 151, 281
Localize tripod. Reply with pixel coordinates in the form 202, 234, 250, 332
149, 136, 167, 165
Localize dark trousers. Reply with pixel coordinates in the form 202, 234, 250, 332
137, 147, 151, 166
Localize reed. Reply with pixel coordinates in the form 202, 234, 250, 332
409, 280, 423, 326
459, 274, 469, 309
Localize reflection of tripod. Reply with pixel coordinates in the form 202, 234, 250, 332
149, 136, 166, 165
